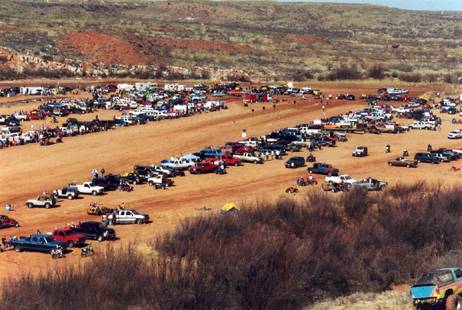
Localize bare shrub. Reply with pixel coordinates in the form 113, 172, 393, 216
4, 183, 462, 309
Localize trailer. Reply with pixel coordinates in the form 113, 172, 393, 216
20, 87, 45, 95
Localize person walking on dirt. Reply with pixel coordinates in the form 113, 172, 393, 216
101, 168, 106, 177
385, 144, 391, 153
91, 168, 98, 180
403, 149, 409, 157
427, 144, 432, 152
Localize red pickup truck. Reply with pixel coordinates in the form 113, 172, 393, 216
203, 155, 242, 167
189, 162, 219, 174
52, 227, 86, 248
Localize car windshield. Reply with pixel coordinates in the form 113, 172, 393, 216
98, 223, 107, 230
416, 271, 454, 286
45, 236, 54, 243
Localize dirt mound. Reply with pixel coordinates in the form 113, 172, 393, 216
284, 34, 330, 45
153, 37, 254, 54
58, 31, 151, 66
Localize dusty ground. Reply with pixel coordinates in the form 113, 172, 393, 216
0, 83, 457, 288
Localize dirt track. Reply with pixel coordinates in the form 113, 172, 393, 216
1, 83, 458, 281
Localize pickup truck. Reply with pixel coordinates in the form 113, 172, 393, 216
103, 208, 149, 225
352, 177, 388, 191
233, 153, 264, 164
147, 174, 174, 188
72, 182, 105, 195
189, 162, 219, 174
160, 158, 195, 170
51, 227, 86, 248
308, 163, 339, 176
410, 121, 434, 130
10, 234, 66, 253
410, 268, 462, 310
26, 194, 57, 209
325, 174, 357, 185
203, 155, 242, 167
53, 186, 80, 200
387, 157, 418, 168
72, 221, 116, 242
120, 172, 145, 184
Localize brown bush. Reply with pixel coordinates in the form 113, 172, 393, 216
3, 183, 462, 309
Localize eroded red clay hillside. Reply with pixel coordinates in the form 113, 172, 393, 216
58, 31, 151, 66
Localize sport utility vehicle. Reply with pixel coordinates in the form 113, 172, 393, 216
414, 152, 440, 164
285, 156, 305, 168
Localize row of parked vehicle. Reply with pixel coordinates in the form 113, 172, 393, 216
0, 92, 227, 148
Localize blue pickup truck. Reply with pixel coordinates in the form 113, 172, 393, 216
410, 268, 462, 310
10, 234, 67, 254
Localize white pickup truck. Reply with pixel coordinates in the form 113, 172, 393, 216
233, 153, 264, 164
160, 158, 195, 170
104, 208, 149, 225
147, 175, 174, 188
150, 165, 174, 176
325, 174, 357, 185
72, 182, 104, 196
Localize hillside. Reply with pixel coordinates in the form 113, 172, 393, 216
0, 0, 460, 81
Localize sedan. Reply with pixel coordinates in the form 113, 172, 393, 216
448, 130, 462, 139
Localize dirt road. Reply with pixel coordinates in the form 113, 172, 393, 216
0, 83, 455, 281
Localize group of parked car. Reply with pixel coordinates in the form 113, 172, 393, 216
5, 83, 462, 260
0, 84, 227, 148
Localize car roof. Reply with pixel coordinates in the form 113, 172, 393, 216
81, 221, 100, 225
32, 234, 50, 238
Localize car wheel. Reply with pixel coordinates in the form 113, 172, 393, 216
254, 160, 258, 164
67, 241, 74, 248
234, 162, 239, 167
97, 235, 104, 242
92, 191, 97, 196
388, 162, 392, 166
45, 203, 51, 209
67, 195, 73, 200
27, 203, 34, 208
14, 246, 22, 252
406, 164, 410, 168
136, 219, 141, 224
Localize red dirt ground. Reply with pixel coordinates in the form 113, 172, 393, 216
0, 81, 454, 288
58, 31, 151, 66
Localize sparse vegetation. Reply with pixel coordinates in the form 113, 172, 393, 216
4, 183, 462, 309
0, 1, 459, 81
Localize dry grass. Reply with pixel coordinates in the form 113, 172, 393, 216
309, 291, 410, 310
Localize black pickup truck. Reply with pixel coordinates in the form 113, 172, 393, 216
72, 221, 116, 242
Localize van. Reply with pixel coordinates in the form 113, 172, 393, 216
199, 149, 224, 159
